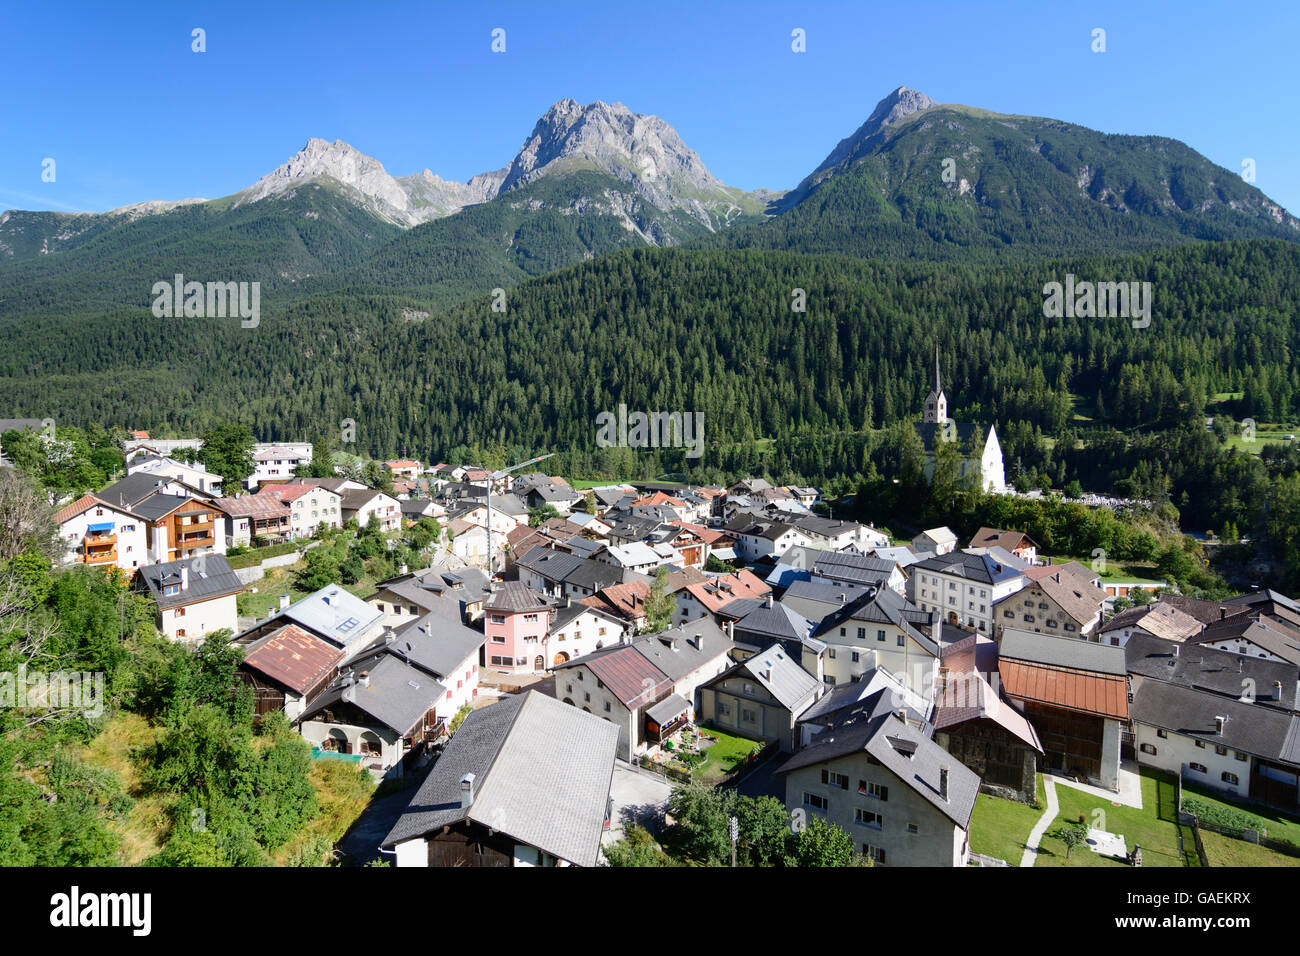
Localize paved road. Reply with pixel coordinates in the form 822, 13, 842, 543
336, 773, 428, 866
727, 749, 786, 802
603, 761, 673, 848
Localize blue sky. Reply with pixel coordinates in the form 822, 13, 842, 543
3, 0, 1298, 215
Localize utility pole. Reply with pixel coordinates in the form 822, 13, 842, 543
479, 452, 555, 579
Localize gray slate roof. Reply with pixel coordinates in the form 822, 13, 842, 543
1125, 633, 1296, 710
1131, 679, 1297, 763
138, 554, 242, 610
381, 692, 618, 866
1000, 628, 1127, 675
388, 611, 489, 680
776, 709, 979, 828
708, 643, 821, 712
302, 652, 445, 735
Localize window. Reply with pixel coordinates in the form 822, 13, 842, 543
1222, 772, 1239, 786
827, 648, 836, 659
850, 651, 860, 663
857, 627, 865, 640
742, 709, 756, 722
1215, 745, 1228, 756
854, 808, 883, 829
490, 614, 505, 625
583, 692, 591, 703
877, 629, 886, 642
803, 792, 827, 811
820, 770, 848, 790
491, 635, 505, 644
1156, 729, 1167, 739
1003, 610, 1014, 618
864, 845, 885, 864
1189, 762, 1207, 774
896, 635, 905, 647
1140, 743, 1157, 755
907, 823, 918, 835
604, 701, 611, 713
1195, 740, 1205, 749
859, 781, 887, 801
718, 702, 731, 716
1235, 751, 1248, 762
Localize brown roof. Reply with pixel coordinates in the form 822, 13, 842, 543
1101, 602, 1202, 642
970, 527, 1038, 552
54, 493, 102, 525
1159, 592, 1250, 626
581, 645, 671, 709
242, 623, 344, 696
999, 659, 1129, 720
1016, 562, 1108, 626
580, 580, 651, 622
212, 495, 290, 518
683, 569, 770, 614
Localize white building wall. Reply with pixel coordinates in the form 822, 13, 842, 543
1134, 721, 1252, 798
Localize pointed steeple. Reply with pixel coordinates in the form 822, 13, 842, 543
923, 344, 946, 424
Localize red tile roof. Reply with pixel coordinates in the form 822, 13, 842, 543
54, 494, 102, 525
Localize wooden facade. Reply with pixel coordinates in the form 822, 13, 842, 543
1021, 701, 1105, 782
936, 719, 1037, 802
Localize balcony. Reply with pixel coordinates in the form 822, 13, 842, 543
82, 547, 118, 565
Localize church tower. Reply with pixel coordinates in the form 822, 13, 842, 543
923, 345, 946, 423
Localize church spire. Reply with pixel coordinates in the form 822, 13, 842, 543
923, 343, 947, 424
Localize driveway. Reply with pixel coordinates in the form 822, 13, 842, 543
603, 761, 673, 847
336, 775, 426, 866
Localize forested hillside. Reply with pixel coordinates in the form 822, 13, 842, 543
2, 239, 1296, 472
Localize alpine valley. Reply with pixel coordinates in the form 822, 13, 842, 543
3, 87, 1300, 557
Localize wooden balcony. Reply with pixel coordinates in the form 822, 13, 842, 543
82, 548, 118, 565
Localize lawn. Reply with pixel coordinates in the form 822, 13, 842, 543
1182, 783, 1300, 848
1199, 829, 1300, 867
691, 727, 765, 785
1035, 769, 1198, 868
967, 775, 1047, 865
1043, 555, 1163, 584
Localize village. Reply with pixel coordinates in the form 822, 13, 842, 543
18, 363, 1300, 869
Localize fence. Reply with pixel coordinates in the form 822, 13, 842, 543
969, 852, 1010, 867
1177, 765, 1300, 863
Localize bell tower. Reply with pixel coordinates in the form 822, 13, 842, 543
923, 345, 946, 424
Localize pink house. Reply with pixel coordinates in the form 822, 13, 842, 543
484, 582, 555, 673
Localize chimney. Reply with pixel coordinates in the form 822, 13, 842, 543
1220, 607, 1227, 620
939, 766, 950, 801
693, 633, 705, 653
279, 593, 290, 611
460, 772, 476, 808
1274, 680, 1283, 699
765, 594, 774, 609
1214, 715, 1225, 735
180, 566, 189, 590
399, 563, 408, 576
